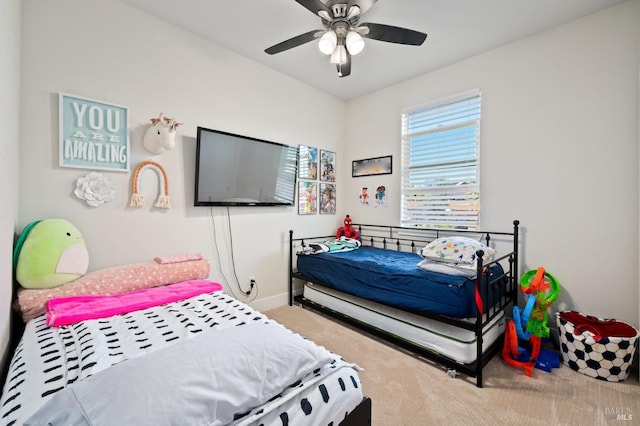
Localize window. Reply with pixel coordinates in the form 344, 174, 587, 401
401, 90, 481, 230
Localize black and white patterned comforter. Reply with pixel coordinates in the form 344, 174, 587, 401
0, 291, 363, 425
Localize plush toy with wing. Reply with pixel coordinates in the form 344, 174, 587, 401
14, 219, 90, 289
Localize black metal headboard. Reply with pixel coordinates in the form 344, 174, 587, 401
289, 220, 520, 306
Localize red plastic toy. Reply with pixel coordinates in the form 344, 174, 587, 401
336, 215, 359, 240
502, 320, 541, 377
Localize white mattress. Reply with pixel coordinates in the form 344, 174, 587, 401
303, 281, 506, 364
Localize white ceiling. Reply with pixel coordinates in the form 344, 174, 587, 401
118, 0, 626, 100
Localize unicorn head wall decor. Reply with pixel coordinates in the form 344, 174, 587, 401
142, 113, 183, 155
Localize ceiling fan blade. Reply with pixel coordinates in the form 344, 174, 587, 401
359, 22, 427, 46
295, 0, 331, 16
265, 30, 321, 55
337, 52, 351, 78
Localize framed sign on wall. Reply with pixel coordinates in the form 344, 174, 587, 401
59, 93, 129, 172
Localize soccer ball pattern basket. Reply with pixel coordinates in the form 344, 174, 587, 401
556, 311, 639, 382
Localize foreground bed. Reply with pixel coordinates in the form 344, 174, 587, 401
289, 221, 520, 387
1, 281, 370, 425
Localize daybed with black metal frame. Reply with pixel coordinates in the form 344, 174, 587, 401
288, 220, 520, 388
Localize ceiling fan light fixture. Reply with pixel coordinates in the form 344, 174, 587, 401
318, 30, 337, 55
264, 0, 429, 78
346, 5, 360, 20
330, 44, 347, 65
346, 30, 364, 55
317, 10, 332, 21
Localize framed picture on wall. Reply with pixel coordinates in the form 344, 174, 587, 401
320, 150, 336, 182
319, 183, 336, 215
352, 155, 392, 177
298, 145, 318, 180
298, 181, 317, 215
59, 93, 130, 172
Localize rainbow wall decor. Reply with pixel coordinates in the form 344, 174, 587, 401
130, 160, 170, 209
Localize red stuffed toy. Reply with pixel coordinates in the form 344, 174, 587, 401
336, 215, 359, 240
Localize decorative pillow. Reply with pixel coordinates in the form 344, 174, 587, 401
14, 219, 89, 290
418, 236, 495, 265
16, 258, 210, 322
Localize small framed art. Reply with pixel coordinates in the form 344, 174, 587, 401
298, 181, 317, 215
320, 150, 336, 182
352, 155, 392, 177
298, 145, 318, 180
319, 183, 336, 215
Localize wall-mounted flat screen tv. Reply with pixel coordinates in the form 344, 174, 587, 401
194, 126, 298, 207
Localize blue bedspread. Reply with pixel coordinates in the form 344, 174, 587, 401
297, 246, 503, 318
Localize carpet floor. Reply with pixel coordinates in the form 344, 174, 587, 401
265, 305, 640, 426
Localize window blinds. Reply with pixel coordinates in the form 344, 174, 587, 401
401, 91, 481, 230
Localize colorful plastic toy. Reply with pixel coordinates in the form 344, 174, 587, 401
520, 268, 561, 338
502, 267, 561, 376
535, 347, 561, 372
502, 321, 540, 377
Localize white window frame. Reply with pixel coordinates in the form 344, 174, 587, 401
400, 90, 481, 230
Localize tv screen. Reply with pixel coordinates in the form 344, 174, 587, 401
194, 127, 298, 206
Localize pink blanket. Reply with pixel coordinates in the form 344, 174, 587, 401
46, 279, 223, 326
18, 258, 211, 322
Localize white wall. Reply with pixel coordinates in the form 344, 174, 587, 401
0, 0, 21, 369
18, 0, 346, 312
345, 1, 640, 326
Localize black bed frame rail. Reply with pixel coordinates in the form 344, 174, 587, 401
288, 220, 520, 388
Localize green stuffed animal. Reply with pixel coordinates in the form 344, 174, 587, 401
14, 219, 89, 289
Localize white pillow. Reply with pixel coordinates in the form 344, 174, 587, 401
25, 323, 334, 426
416, 259, 477, 278
418, 236, 496, 265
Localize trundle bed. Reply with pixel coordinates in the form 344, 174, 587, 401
2, 258, 371, 425
288, 220, 520, 388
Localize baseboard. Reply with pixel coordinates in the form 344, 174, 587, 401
248, 292, 289, 312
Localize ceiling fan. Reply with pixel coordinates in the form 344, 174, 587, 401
265, 0, 427, 77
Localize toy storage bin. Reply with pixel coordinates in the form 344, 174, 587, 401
556, 311, 639, 382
